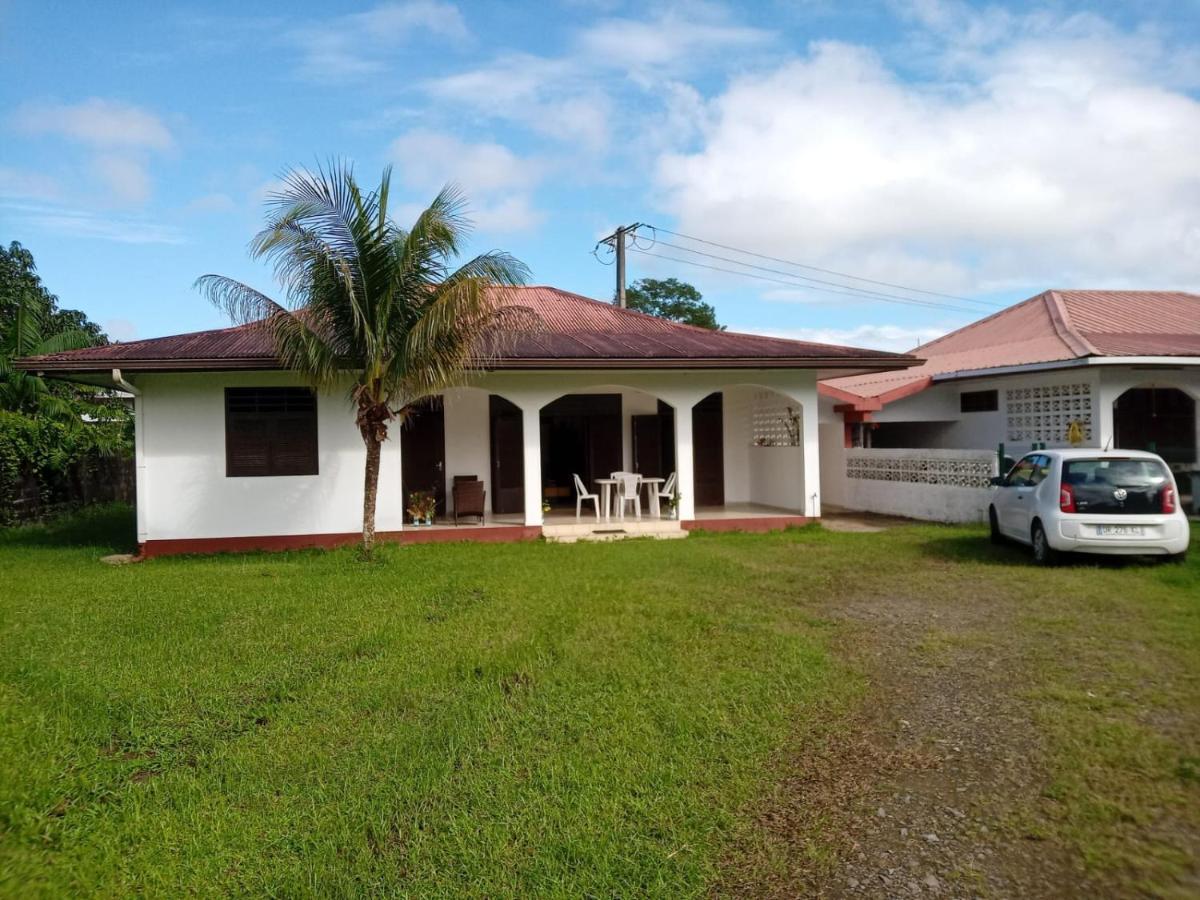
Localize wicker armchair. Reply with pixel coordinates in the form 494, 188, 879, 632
452, 475, 486, 526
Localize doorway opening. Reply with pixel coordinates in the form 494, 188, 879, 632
401, 397, 446, 516
539, 394, 622, 509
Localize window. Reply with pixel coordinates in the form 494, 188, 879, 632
225, 387, 318, 477
1005, 455, 1039, 486
960, 389, 998, 413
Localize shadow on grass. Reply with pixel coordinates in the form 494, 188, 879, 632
921, 533, 1177, 571
0, 503, 137, 554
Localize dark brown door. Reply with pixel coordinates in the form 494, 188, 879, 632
401, 399, 446, 516
490, 395, 524, 514
692, 392, 724, 507
632, 415, 663, 476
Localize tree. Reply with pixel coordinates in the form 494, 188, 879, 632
0, 242, 110, 420
197, 164, 529, 555
1, 243, 132, 522
625, 277, 722, 330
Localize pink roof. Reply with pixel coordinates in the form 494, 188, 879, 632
18, 285, 917, 374
824, 289, 1200, 407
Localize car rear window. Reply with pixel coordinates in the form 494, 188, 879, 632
1062, 458, 1172, 515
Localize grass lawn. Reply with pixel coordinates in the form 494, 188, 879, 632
1, 506, 1197, 897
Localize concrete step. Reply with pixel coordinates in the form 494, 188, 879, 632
542, 518, 687, 543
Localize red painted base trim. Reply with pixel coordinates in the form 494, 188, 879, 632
138, 525, 542, 558
683, 516, 811, 533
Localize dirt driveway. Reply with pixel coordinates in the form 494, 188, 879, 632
717, 518, 1200, 899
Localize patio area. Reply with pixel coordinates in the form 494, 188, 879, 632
399, 380, 818, 539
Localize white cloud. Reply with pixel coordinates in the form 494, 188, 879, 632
426, 55, 612, 151
739, 322, 955, 353
186, 192, 238, 214
0, 166, 61, 201
388, 130, 545, 233
471, 195, 545, 234
655, 17, 1200, 293
14, 98, 174, 150
102, 318, 139, 342
423, 4, 773, 153
288, 1, 467, 80
1, 201, 184, 244
93, 155, 152, 205
389, 129, 541, 194
577, 7, 772, 75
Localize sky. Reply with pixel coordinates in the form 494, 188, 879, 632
2, 0, 1199, 352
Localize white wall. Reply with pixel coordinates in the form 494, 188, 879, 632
136, 371, 404, 542
874, 368, 1103, 456
722, 385, 807, 511
722, 385, 752, 503
133, 367, 824, 541
836, 448, 998, 523
441, 388, 492, 502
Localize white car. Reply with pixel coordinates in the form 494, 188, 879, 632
988, 449, 1191, 565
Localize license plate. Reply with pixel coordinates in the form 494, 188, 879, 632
1096, 525, 1144, 537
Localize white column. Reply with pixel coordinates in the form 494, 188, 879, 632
674, 402, 696, 521
802, 398, 821, 518
1095, 376, 1116, 451
520, 403, 543, 526
132, 392, 149, 543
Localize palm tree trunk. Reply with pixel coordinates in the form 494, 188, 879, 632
361, 431, 382, 555
356, 393, 391, 557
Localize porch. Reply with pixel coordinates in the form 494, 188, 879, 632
396, 372, 821, 539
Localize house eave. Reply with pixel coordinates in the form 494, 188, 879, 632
18, 355, 921, 376
929, 355, 1200, 383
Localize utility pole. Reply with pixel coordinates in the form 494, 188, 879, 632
596, 223, 642, 307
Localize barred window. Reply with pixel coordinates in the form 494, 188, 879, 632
225, 388, 318, 477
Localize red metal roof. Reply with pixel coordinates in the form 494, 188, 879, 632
18, 285, 918, 373
823, 289, 1200, 407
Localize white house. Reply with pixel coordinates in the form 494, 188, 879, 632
19, 286, 916, 555
819, 290, 1200, 520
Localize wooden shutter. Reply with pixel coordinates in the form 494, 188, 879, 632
225, 388, 318, 477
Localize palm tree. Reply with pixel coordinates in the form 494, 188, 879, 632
1, 288, 100, 419
197, 164, 529, 555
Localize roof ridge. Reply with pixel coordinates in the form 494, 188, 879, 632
905, 289, 1049, 354
1044, 290, 1098, 357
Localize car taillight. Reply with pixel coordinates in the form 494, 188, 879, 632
1163, 486, 1177, 514
1060, 482, 1076, 513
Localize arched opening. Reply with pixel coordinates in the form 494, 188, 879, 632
717, 385, 808, 514
536, 386, 673, 515
1114, 388, 1196, 463
693, 392, 725, 507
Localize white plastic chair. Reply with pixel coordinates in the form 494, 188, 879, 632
613, 473, 642, 520
572, 473, 600, 522
657, 472, 677, 515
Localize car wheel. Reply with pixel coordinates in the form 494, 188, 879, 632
1162, 550, 1189, 565
988, 507, 1002, 544
1031, 521, 1058, 566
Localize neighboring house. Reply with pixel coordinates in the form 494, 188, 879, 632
819, 290, 1200, 517
17, 286, 916, 555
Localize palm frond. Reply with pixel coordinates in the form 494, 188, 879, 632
36, 327, 98, 356
194, 274, 289, 326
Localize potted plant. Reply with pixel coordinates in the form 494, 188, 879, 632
667, 493, 681, 520
406, 492, 424, 526
421, 492, 437, 525
541, 498, 552, 515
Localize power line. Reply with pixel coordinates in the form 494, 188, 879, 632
626, 247, 984, 314
644, 237, 980, 311
646, 225, 1000, 309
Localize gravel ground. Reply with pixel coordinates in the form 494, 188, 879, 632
718, 522, 1111, 899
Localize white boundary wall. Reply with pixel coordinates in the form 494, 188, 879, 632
823, 446, 998, 523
